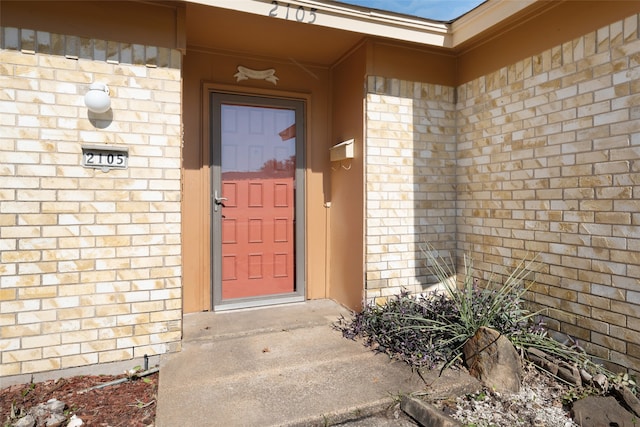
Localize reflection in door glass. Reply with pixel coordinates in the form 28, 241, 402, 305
221, 105, 295, 176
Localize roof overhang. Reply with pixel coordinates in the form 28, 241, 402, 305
187, 0, 541, 49
451, 0, 538, 47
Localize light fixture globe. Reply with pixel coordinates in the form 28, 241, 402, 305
84, 82, 111, 113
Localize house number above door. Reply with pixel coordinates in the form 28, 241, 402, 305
268, 1, 318, 24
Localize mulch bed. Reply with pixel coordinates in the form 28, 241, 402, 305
0, 372, 157, 427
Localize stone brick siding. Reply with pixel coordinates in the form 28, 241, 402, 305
365, 13, 640, 373
456, 13, 640, 372
365, 77, 457, 304
0, 28, 182, 377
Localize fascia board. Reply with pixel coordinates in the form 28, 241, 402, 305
451, 0, 538, 47
190, 0, 452, 47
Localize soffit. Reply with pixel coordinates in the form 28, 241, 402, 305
186, 0, 550, 53
185, 0, 594, 71
186, 2, 366, 65
189, 0, 450, 49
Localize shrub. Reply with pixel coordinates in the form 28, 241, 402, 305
337, 245, 542, 369
338, 290, 460, 368
337, 244, 613, 382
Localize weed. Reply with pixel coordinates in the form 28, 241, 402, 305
21, 381, 35, 398
561, 386, 599, 405
610, 372, 638, 393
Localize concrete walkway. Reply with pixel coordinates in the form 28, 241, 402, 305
155, 300, 476, 426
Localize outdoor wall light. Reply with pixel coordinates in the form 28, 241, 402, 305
84, 82, 111, 114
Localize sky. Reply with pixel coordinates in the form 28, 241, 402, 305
340, 0, 486, 22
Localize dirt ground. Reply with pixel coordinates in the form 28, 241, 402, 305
0, 372, 157, 427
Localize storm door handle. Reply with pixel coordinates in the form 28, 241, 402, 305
214, 190, 228, 212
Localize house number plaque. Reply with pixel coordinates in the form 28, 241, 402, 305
82, 145, 128, 172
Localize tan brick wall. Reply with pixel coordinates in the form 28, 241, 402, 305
365, 77, 457, 304
0, 27, 182, 377
456, 13, 640, 372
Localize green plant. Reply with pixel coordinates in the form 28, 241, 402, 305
21, 381, 35, 397
471, 390, 487, 401
419, 245, 543, 369
610, 372, 638, 392
336, 289, 460, 367
64, 404, 78, 417
337, 244, 542, 369
561, 386, 599, 404
337, 243, 616, 384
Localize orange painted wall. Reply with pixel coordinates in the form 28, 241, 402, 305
456, 0, 640, 85
367, 41, 457, 87
328, 44, 367, 311
182, 49, 331, 312
0, 1, 182, 49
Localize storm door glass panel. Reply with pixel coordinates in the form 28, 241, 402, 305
219, 104, 296, 300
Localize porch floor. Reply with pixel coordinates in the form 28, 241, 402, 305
155, 299, 472, 426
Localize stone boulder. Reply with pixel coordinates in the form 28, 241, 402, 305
612, 384, 640, 418
462, 326, 522, 393
572, 395, 638, 427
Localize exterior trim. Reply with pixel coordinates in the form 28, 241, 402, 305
199, 83, 312, 312
209, 92, 306, 310
191, 0, 449, 46
0, 26, 182, 68
188, 0, 552, 49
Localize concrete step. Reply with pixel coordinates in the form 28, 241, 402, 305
156, 300, 479, 426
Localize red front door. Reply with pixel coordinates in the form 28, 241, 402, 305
211, 94, 304, 308
220, 174, 294, 298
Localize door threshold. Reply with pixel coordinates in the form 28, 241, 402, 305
214, 295, 305, 312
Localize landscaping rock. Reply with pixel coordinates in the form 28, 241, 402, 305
571, 395, 637, 427
401, 396, 461, 427
612, 384, 640, 418
580, 369, 592, 383
526, 347, 559, 376
592, 373, 608, 391
462, 327, 522, 393
43, 413, 66, 427
13, 415, 35, 427
66, 415, 84, 427
526, 347, 582, 386
557, 362, 582, 387
12, 399, 68, 427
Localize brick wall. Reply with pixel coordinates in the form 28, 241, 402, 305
456, 13, 640, 372
0, 28, 182, 377
364, 76, 457, 304
363, 13, 640, 373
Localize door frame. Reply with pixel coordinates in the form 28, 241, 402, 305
209, 90, 306, 311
